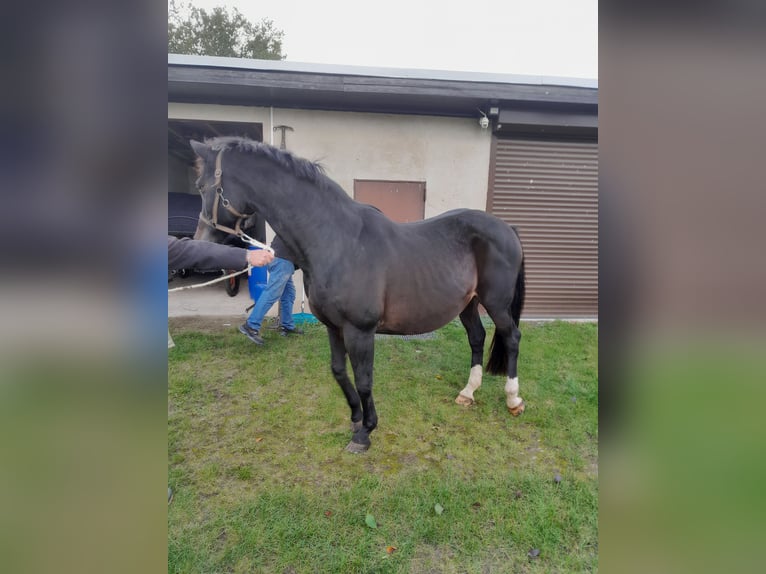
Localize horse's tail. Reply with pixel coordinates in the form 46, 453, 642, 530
510, 256, 525, 326
486, 231, 525, 376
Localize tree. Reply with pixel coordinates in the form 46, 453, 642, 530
168, 1, 285, 60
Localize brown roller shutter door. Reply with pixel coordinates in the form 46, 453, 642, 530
488, 137, 598, 318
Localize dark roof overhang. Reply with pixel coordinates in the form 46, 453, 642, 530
168, 55, 598, 122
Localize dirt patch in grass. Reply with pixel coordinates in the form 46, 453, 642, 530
169, 315, 246, 335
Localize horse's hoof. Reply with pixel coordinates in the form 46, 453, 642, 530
508, 401, 525, 416
455, 394, 475, 406
351, 420, 363, 432
345, 441, 370, 454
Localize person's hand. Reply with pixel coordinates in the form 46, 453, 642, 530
246, 249, 275, 267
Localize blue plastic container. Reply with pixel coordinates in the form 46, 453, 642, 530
247, 246, 268, 301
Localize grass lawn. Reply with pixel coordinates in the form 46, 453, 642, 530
168, 319, 598, 573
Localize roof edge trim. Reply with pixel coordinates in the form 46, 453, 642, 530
168, 54, 598, 89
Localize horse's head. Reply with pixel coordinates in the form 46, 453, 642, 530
190, 139, 255, 243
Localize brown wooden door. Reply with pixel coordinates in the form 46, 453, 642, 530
354, 180, 426, 222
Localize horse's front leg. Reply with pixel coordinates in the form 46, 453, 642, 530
326, 326, 363, 433
342, 324, 377, 453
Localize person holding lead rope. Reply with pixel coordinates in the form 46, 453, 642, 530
167, 235, 274, 349
168, 235, 273, 272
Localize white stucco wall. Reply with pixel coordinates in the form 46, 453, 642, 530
168, 103, 492, 215
168, 102, 493, 318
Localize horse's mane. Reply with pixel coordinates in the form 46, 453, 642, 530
205, 136, 327, 187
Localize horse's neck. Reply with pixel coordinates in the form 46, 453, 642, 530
247, 175, 361, 266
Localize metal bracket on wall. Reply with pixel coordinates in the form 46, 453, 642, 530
273, 125, 294, 149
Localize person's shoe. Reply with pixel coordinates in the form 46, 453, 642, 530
239, 323, 265, 345
279, 326, 304, 337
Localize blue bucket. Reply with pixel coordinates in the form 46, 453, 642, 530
247, 246, 268, 301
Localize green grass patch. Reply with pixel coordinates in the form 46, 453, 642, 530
169, 320, 598, 573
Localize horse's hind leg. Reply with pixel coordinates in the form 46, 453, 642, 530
502, 321, 525, 415
455, 297, 486, 406
483, 305, 525, 416
326, 326, 363, 432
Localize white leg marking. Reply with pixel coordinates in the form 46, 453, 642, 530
505, 376, 523, 409
457, 365, 483, 403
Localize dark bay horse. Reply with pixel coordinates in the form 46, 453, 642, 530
191, 137, 526, 452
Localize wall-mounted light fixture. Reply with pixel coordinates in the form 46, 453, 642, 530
478, 110, 489, 129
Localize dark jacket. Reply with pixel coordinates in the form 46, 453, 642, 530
271, 235, 299, 269
168, 236, 247, 271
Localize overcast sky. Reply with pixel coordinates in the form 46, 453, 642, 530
185, 0, 598, 79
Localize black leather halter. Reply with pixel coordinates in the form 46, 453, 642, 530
197, 149, 256, 238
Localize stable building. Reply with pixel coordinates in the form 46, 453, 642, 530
168, 55, 598, 319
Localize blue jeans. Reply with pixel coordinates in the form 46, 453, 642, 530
246, 257, 296, 331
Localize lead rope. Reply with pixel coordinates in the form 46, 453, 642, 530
239, 231, 275, 254
168, 268, 249, 293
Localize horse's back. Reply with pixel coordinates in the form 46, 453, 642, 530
396, 209, 521, 257
358, 207, 522, 273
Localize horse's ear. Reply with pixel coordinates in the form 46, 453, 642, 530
189, 140, 212, 161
